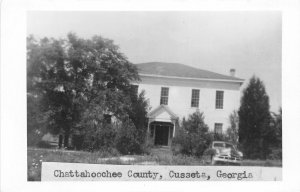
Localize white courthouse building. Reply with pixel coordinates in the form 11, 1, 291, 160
134, 62, 244, 146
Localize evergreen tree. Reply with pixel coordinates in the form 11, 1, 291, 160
270, 107, 282, 148
238, 76, 272, 159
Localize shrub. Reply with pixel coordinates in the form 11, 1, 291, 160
28, 131, 43, 147
36, 140, 54, 148
172, 111, 211, 157
226, 110, 239, 145
267, 148, 282, 160
80, 116, 149, 155
115, 119, 142, 155
140, 142, 153, 155
82, 123, 117, 152
213, 133, 228, 141
127, 90, 149, 145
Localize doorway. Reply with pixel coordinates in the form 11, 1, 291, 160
154, 125, 169, 146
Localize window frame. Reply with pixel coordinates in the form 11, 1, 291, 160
215, 90, 224, 109
160, 87, 169, 105
214, 123, 223, 135
191, 89, 200, 108
130, 84, 139, 97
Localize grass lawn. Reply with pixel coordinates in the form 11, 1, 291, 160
241, 159, 282, 167
28, 147, 282, 181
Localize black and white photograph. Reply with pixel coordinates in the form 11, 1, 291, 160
1, 0, 300, 191
26, 11, 282, 181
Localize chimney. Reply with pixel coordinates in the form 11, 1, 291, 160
230, 68, 236, 77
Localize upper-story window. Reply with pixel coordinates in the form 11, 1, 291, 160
191, 89, 200, 107
160, 87, 169, 105
215, 90, 224, 109
130, 84, 139, 97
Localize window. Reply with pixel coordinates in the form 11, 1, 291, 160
160, 87, 169, 105
215, 91, 224, 109
191, 89, 200, 107
213, 142, 225, 148
130, 85, 139, 96
214, 123, 223, 135
225, 143, 236, 150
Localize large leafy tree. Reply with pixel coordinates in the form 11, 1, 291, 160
238, 76, 273, 159
27, 33, 139, 147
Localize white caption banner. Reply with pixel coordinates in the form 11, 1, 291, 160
41, 162, 282, 181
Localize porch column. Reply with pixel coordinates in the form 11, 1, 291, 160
171, 119, 177, 137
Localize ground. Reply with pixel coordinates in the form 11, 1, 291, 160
28, 147, 282, 181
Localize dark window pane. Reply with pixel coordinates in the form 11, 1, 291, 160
160, 87, 169, 105
130, 85, 138, 96
214, 123, 223, 134
216, 91, 224, 109
225, 143, 235, 150
213, 142, 225, 147
191, 89, 200, 107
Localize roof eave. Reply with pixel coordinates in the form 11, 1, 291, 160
139, 73, 245, 84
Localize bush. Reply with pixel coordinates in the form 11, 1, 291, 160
172, 111, 211, 157
36, 140, 54, 148
80, 116, 149, 155
140, 142, 153, 155
267, 148, 282, 160
82, 123, 117, 152
213, 133, 228, 141
115, 119, 142, 155
28, 131, 43, 147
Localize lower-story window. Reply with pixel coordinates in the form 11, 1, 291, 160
214, 123, 223, 135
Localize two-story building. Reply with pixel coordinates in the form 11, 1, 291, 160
134, 62, 244, 146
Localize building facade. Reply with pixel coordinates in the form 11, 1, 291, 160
135, 62, 244, 146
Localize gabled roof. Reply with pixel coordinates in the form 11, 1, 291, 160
148, 105, 178, 120
135, 62, 244, 82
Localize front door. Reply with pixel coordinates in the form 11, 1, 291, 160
154, 125, 169, 146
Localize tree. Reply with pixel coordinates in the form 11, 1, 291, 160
270, 107, 282, 148
27, 33, 139, 147
238, 76, 273, 159
127, 90, 149, 144
226, 110, 239, 146
80, 90, 149, 153
172, 111, 211, 157
27, 93, 50, 146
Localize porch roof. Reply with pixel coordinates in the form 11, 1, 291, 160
148, 105, 178, 122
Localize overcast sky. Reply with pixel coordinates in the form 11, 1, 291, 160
27, 11, 282, 112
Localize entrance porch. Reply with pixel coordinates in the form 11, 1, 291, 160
147, 105, 178, 146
